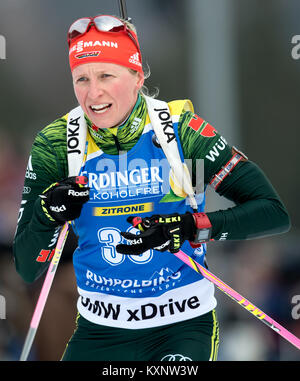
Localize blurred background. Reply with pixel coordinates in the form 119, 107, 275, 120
0, 0, 299, 361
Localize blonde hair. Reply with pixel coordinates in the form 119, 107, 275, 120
121, 17, 159, 98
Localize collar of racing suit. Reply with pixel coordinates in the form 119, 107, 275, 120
85, 94, 147, 155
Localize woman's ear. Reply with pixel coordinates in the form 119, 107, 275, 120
136, 71, 145, 91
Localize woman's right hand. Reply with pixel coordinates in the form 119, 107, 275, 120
39, 176, 89, 224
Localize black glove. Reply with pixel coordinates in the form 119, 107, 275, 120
40, 176, 89, 224
116, 212, 197, 255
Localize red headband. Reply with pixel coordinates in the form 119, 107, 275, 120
68, 26, 143, 73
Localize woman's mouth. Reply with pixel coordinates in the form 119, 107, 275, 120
90, 103, 112, 114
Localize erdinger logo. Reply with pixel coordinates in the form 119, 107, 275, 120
161, 354, 192, 361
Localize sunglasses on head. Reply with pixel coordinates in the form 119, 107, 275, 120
67, 14, 139, 50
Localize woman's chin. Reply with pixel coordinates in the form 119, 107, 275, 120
87, 110, 115, 129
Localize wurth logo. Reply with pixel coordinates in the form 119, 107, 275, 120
205, 136, 227, 162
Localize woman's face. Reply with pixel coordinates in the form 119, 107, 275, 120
72, 62, 144, 129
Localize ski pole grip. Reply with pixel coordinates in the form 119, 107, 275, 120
75, 176, 88, 185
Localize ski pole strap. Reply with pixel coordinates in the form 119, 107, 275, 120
144, 95, 198, 210
66, 105, 87, 178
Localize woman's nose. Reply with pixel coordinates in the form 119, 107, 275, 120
88, 80, 104, 99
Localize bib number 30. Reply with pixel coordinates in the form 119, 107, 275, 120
98, 227, 153, 266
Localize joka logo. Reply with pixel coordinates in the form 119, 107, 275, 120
154, 107, 176, 144
67, 116, 80, 155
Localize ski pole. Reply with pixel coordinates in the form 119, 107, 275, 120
19, 222, 69, 361
174, 249, 300, 351
118, 0, 131, 21
19, 176, 87, 361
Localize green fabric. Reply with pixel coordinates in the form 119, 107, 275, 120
207, 161, 290, 240
61, 310, 219, 361
87, 94, 147, 154
13, 94, 290, 283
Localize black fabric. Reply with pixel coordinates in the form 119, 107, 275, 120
41, 177, 90, 224
61, 310, 219, 361
116, 213, 196, 254
208, 161, 291, 240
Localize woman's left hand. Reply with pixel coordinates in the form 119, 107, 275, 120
116, 212, 196, 255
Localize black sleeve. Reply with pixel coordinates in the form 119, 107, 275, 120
207, 160, 291, 240
13, 122, 68, 283
177, 110, 290, 241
